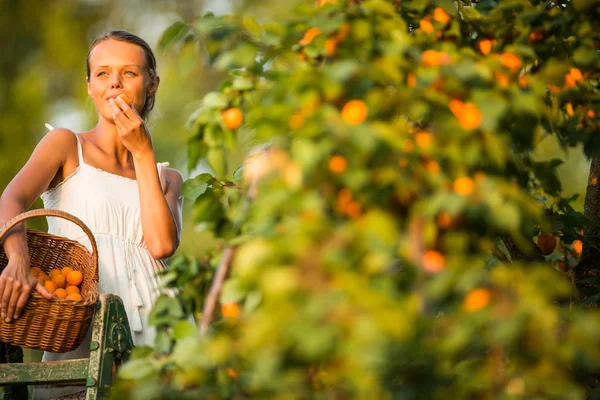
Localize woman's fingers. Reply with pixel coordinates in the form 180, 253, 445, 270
12, 285, 30, 320
114, 96, 140, 120
5, 280, 23, 322
35, 282, 53, 299
0, 277, 7, 318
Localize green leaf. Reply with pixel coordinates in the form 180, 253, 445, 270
158, 21, 190, 50
221, 278, 246, 303
154, 330, 172, 353
573, 46, 596, 67
232, 77, 254, 90
181, 178, 208, 200
233, 166, 244, 182
172, 320, 198, 339
187, 139, 208, 172
202, 92, 228, 109
118, 359, 155, 380
531, 159, 563, 196
207, 146, 227, 178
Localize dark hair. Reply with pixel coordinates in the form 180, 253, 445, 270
86, 30, 158, 119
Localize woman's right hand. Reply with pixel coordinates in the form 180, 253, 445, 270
0, 255, 53, 322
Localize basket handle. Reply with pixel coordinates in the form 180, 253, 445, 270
0, 209, 98, 269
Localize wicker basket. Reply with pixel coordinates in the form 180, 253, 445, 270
0, 209, 98, 353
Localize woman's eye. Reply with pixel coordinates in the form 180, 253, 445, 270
97, 72, 107, 77
125, 71, 137, 76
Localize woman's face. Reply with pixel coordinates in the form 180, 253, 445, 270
87, 39, 157, 121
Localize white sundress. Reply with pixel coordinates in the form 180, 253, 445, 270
40, 133, 170, 345
33, 133, 170, 398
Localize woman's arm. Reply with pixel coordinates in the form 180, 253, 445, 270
0, 129, 74, 321
133, 153, 183, 259
111, 96, 183, 260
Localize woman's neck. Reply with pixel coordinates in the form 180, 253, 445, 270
89, 118, 132, 166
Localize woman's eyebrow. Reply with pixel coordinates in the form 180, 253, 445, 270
93, 64, 143, 70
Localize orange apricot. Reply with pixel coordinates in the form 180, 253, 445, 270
65, 286, 80, 295
67, 270, 83, 286
422, 250, 445, 273
433, 8, 451, 24
478, 39, 493, 55
52, 274, 67, 289
341, 100, 368, 125
221, 302, 240, 318
61, 267, 74, 278
328, 155, 348, 174
463, 288, 491, 312
300, 28, 321, 46
222, 108, 243, 130
44, 280, 57, 294
537, 233, 557, 255
66, 293, 83, 302
453, 177, 475, 196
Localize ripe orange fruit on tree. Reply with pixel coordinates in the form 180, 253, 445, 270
453, 177, 475, 196
325, 38, 338, 56
421, 50, 450, 67
341, 100, 368, 125
501, 53, 522, 72
222, 108, 243, 130
536, 233, 557, 255
222, 302, 240, 318
478, 39, 494, 55
66, 286, 80, 295
419, 19, 434, 34
573, 240, 583, 256
66, 293, 83, 302
336, 23, 350, 41
52, 274, 67, 289
300, 27, 321, 46
415, 131, 433, 149
54, 289, 67, 299
463, 288, 491, 312
426, 160, 440, 176
328, 155, 348, 174
449, 100, 482, 130
30, 267, 43, 276
437, 212, 452, 229
67, 271, 83, 286
407, 73, 417, 88
433, 7, 451, 24
422, 250, 445, 273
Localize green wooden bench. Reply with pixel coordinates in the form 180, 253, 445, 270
0, 294, 134, 399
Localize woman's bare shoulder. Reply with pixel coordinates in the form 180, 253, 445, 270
162, 167, 183, 186
41, 127, 78, 149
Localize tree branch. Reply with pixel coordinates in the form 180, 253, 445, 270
199, 246, 236, 336
500, 234, 545, 263
575, 157, 600, 292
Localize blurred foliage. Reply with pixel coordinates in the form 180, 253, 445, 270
110, 0, 600, 399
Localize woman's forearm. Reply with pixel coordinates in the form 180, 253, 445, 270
0, 195, 30, 263
133, 151, 179, 259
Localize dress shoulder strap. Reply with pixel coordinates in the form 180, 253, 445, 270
73, 133, 86, 166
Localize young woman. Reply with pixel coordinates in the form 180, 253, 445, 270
0, 30, 183, 398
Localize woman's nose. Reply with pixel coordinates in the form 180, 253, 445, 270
110, 74, 123, 88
